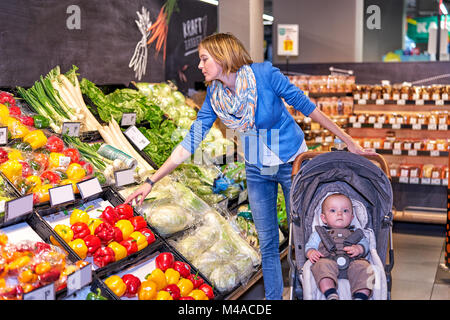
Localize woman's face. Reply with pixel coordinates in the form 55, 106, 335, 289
198, 47, 223, 82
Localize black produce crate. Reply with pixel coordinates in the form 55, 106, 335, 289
31, 186, 164, 279
25, 212, 93, 300
97, 240, 222, 300
87, 276, 117, 300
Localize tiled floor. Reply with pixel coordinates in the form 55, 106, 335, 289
239, 222, 449, 300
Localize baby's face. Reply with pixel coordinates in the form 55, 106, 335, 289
321, 194, 353, 228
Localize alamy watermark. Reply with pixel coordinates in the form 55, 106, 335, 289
66, 5, 81, 30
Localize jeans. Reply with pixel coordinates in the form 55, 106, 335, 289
245, 162, 293, 300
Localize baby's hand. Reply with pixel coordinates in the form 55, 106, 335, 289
306, 249, 323, 263
344, 244, 364, 258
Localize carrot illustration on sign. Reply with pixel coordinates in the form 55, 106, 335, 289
147, 0, 178, 62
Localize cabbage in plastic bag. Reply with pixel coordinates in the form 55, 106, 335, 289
209, 264, 239, 292
146, 203, 190, 236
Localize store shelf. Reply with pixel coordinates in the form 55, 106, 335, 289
349, 122, 449, 131
391, 176, 448, 186
375, 149, 449, 158
353, 99, 450, 106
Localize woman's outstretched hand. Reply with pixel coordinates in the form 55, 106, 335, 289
125, 182, 153, 206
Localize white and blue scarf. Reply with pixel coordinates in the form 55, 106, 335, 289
210, 65, 257, 132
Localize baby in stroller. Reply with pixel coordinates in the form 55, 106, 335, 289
305, 193, 374, 300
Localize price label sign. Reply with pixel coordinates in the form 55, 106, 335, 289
397, 99, 406, 105
121, 113, 137, 127
431, 178, 442, 185
5, 194, 34, 222
399, 177, 409, 183
124, 126, 150, 151
408, 150, 417, 156
374, 123, 383, 129
67, 264, 92, 296
415, 99, 424, 105
438, 124, 448, 131
435, 100, 444, 106
23, 283, 55, 300
421, 178, 431, 185
0, 127, 7, 145
114, 168, 135, 187
352, 122, 361, 128
391, 123, 401, 129
412, 124, 422, 130
238, 189, 248, 205
430, 150, 440, 157
357, 99, 367, 105
77, 177, 102, 199
428, 124, 437, 130
392, 149, 402, 155
409, 177, 419, 184
62, 122, 81, 137
49, 184, 75, 207
375, 99, 385, 105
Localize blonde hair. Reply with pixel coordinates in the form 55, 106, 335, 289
199, 33, 253, 79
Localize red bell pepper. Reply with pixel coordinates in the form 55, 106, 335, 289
93, 246, 115, 267
78, 160, 93, 175
100, 206, 119, 225
163, 284, 181, 300
71, 222, 90, 240
129, 215, 147, 231
39, 267, 61, 284
63, 148, 80, 164
120, 239, 138, 255
19, 115, 34, 127
94, 222, 116, 245
188, 272, 204, 289
46, 136, 64, 153
0, 148, 8, 163
34, 242, 51, 254
155, 252, 174, 271
121, 274, 141, 298
115, 203, 134, 220
140, 228, 155, 245
20, 161, 32, 177
112, 226, 123, 243
84, 235, 102, 256
173, 261, 191, 278
9, 106, 21, 117
199, 283, 214, 299
179, 296, 195, 300
40, 170, 61, 184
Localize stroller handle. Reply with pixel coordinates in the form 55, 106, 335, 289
292, 151, 391, 179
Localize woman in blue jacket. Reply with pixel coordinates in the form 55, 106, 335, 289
126, 33, 373, 300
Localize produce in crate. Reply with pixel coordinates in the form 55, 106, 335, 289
0, 232, 88, 299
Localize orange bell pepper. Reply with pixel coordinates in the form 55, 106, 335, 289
146, 268, 167, 291
69, 239, 88, 259
177, 278, 194, 297
138, 280, 157, 300
165, 268, 180, 285
188, 289, 209, 300
104, 275, 127, 297
156, 290, 173, 300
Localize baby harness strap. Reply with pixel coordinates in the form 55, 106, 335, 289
315, 226, 365, 279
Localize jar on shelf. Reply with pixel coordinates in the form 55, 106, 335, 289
413, 140, 424, 150
303, 117, 312, 131
417, 113, 428, 125
435, 139, 448, 151
428, 111, 439, 125
371, 85, 382, 100
422, 164, 434, 178
344, 76, 355, 93
389, 163, 399, 177
442, 86, 450, 100
391, 84, 401, 100
361, 85, 370, 100
383, 135, 396, 150
399, 165, 411, 178
408, 114, 418, 125
411, 86, 421, 100
372, 138, 384, 149
425, 140, 436, 151
304, 130, 313, 142
431, 85, 442, 101
363, 138, 373, 149
442, 166, 449, 180
396, 114, 407, 125
393, 140, 403, 150
387, 113, 397, 125
409, 165, 421, 178
357, 113, 367, 124
382, 82, 392, 100
403, 140, 413, 150
342, 97, 354, 115
438, 111, 448, 125
431, 166, 442, 179
400, 83, 411, 100
422, 86, 431, 100
377, 114, 387, 124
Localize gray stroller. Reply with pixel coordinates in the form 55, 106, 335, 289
287, 151, 394, 300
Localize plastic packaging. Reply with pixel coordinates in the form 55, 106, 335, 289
97, 144, 137, 169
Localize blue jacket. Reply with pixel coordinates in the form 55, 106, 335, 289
180, 61, 316, 167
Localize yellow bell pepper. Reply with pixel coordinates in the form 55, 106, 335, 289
188, 289, 209, 300
26, 175, 42, 191
107, 241, 127, 261
34, 262, 51, 275
0, 160, 22, 181
51, 224, 74, 246
104, 275, 127, 297
70, 209, 90, 225
0, 104, 9, 124
66, 163, 86, 181
7, 150, 23, 161
7, 117, 29, 139
87, 218, 103, 235
23, 130, 48, 150
129, 231, 148, 251
165, 268, 180, 285
48, 152, 65, 169
146, 268, 167, 291
34, 183, 52, 203
69, 238, 88, 259
8, 255, 31, 273
60, 179, 79, 194
115, 220, 134, 241
177, 278, 194, 297
138, 280, 157, 300
156, 290, 173, 300
18, 269, 38, 284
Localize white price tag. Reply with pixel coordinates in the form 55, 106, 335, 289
5, 194, 34, 222
23, 283, 55, 300
77, 178, 102, 199
438, 124, 448, 131
62, 122, 81, 137
392, 149, 402, 155
407, 150, 417, 156
362, 93, 369, 100
349, 115, 357, 123
422, 93, 430, 100
114, 168, 135, 187
368, 116, 376, 124
124, 126, 150, 151
401, 93, 409, 100
409, 177, 419, 184
0, 127, 7, 145
357, 99, 366, 105
375, 99, 385, 105
391, 123, 401, 129
415, 99, 424, 105
421, 178, 431, 185
49, 184, 75, 207
120, 113, 137, 127
383, 93, 390, 100
412, 123, 422, 130
430, 150, 440, 157
67, 264, 92, 296
427, 124, 437, 130
374, 123, 383, 129
431, 178, 441, 185
442, 93, 449, 101
399, 177, 409, 183
443, 179, 448, 186
435, 100, 444, 106
397, 99, 406, 105
352, 122, 361, 128
353, 94, 361, 100
392, 93, 400, 100
315, 136, 323, 143
238, 189, 248, 205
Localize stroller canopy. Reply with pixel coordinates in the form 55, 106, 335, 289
290, 151, 393, 264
